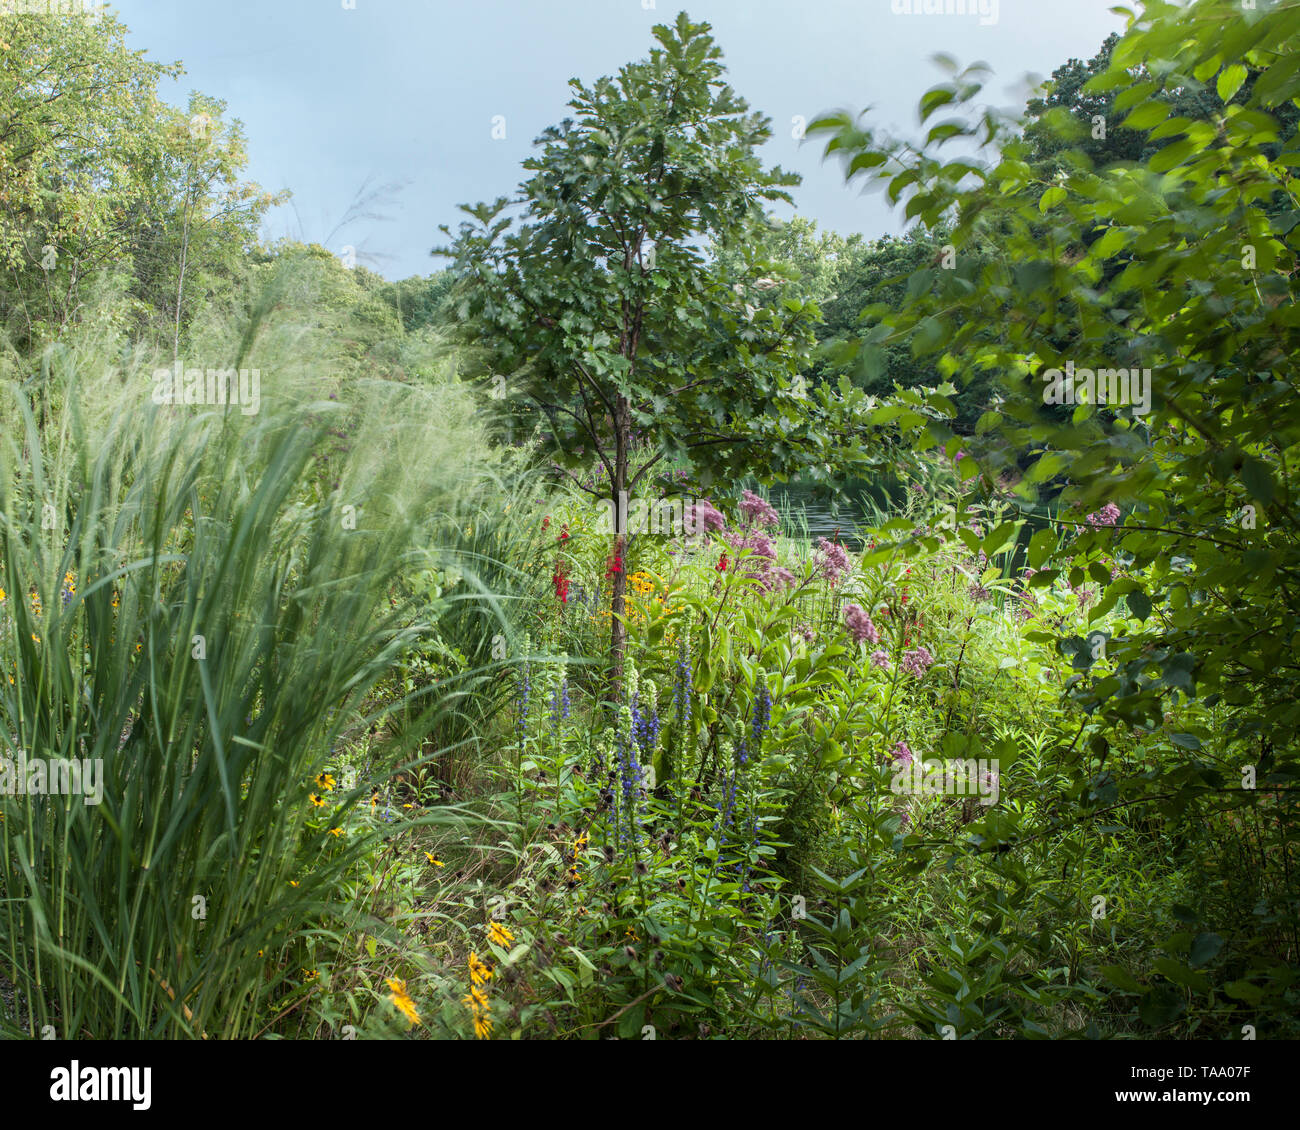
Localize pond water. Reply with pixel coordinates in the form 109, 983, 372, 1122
768, 479, 888, 549
769, 478, 1047, 570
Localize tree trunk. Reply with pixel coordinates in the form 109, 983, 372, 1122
173, 180, 194, 365
607, 395, 631, 703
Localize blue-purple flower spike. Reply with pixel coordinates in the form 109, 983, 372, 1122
673, 642, 692, 726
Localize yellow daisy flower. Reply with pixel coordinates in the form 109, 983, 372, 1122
468, 951, 493, 986
386, 978, 422, 1026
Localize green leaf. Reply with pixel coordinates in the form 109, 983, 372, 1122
617, 1002, 646, 1039
1241, 458, 1275, 505
913, 316, 946, 356
1224, 980, 1264, 1005
981, 521, 1018, 557
1153, 957, 1210, 993
919, 87, 956, 123
1093, 226, 1130, 259
1149, 138, 1197, 173
1138, 986, 1186, 1026
1039, 186, 1067, 213
1122, 101, 1170, 130
848, 151, 889, 173
1027, 528, 1057, 569
1188, 933, 1223, 968
1127, 589, 1151, 622
1100, 964, 1143, 993
1217, 63, 1248, 104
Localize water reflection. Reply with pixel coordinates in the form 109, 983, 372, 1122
769, 480, 883, 549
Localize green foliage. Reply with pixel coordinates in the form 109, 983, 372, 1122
0, 268, 506, 1038
0, 9, 281, 351
435, 11, 851, 693
808, 0, 1300, 1034
437, 10, 817, 495
3, 0, 1294, 1045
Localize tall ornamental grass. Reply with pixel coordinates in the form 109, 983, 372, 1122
0, 303, 493, 1038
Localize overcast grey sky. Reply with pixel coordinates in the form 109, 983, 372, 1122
112, 0, 1128, 280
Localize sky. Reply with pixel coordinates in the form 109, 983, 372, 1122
110, 0, 1129, 281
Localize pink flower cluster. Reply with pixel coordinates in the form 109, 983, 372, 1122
900, 646, 934, 678
1086, 502, 1121, 529
890, 740, 914, 767
739, 489, 780, 529
843, 603, 880, 645
724, 527, 794, 590
1014, 567, 1040, 622
685, 499, 727, 533
869, 649, 891, 671
769, 566, 796, 589
725, 528, 777, 560
814, 538, 849, 585
1014, 592, 1037, 622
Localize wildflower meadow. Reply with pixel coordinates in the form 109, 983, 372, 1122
0, 0, 1297, 1095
